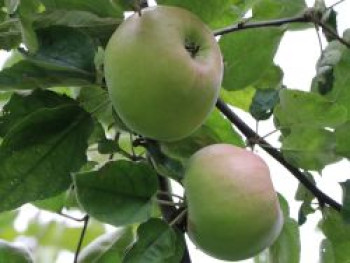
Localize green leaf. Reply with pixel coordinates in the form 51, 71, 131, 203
220, 86, 256, 112
220, 28, 284, 90
335, 121, 350, 159
312, 40, 342, 95
73, 160, 158, 226
33, 10, 121, 45
274, 89, 347, 130
319, 207, 350, 263
0, 19, 21, 50
0, 60, 95, 90
319, 239, 335, 263
156, 0, 249, 27
0, 240, 33, 262
0, 89, 75, 137
146, 141, 184, 182
78, 86, 113, 126
161, 109, 244, 162
295, 172, 316, 225
321, 30, 350, 117
24, 26, 97, 76
123, 218, 185, 263
32, 191, 67, 213
250, 88, 280, 120
253, 0, 307, 19
78, 227, 135, 263
269, 218, 300, 263
17, 0, 41, 53
281, 127, 341, 171
40, 0, 124, 18
340, 180, 350, 223
0, 105, 93, 212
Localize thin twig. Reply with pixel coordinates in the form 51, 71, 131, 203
216, 98, 342, 211
157, 175, 191, 263
328, 0, 347, 9
73, 215, 90, 263
214, 15, 309, 36
58, 212, 87, 222
314, 24, 324, 55
316, 20, 350, 48
157, 190, 184, 201
170, 209, 188, 227
155, 199, 186, 208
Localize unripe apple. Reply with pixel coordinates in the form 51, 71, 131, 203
184, 144, 283, 261
104, 6, 223, 141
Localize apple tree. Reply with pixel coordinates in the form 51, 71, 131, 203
0, 0, 349, 262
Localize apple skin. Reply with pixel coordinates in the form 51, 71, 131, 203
104, 6, 223, 141
184, 144, 283, 261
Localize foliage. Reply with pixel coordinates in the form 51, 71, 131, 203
0, 0, 349, 262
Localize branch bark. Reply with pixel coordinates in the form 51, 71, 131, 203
157, 175, 191, 263
213, 15, 309, 36
216, 98, 342, 211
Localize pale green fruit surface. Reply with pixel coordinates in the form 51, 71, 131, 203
104, 6, 223, 141
184, 144, 283, 261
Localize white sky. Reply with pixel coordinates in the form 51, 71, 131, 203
2, 0, 350, 262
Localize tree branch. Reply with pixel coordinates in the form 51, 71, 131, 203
213, 15, 309, 36
157, 175, 191, 263
73, 215, 90, 263
216, 98, 342, 211
213, 9, 350, 50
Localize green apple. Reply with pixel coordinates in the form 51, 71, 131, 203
184, 144, 283, 261
104, 5, 223, 141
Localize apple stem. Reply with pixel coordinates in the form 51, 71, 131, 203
157, 190, 184, 201
155, 198, 186, 208
169, 209, 187, 227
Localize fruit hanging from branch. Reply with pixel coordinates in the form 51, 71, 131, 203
104, 5, 223, 141
184, 144, 283, 261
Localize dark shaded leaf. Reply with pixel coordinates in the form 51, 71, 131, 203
123, 218, 185, 263
340, 180, 350, 223
250, 88, 280, 120
0, 105, 93, 212
73, 160, 158, 226
0, 60, 95, 90
146, 141, 184, 182
25, 26, 97, 76
0, 89, 75, 137
33, 10, 121, 45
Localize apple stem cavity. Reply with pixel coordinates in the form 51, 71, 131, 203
184, 39, 201, 58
